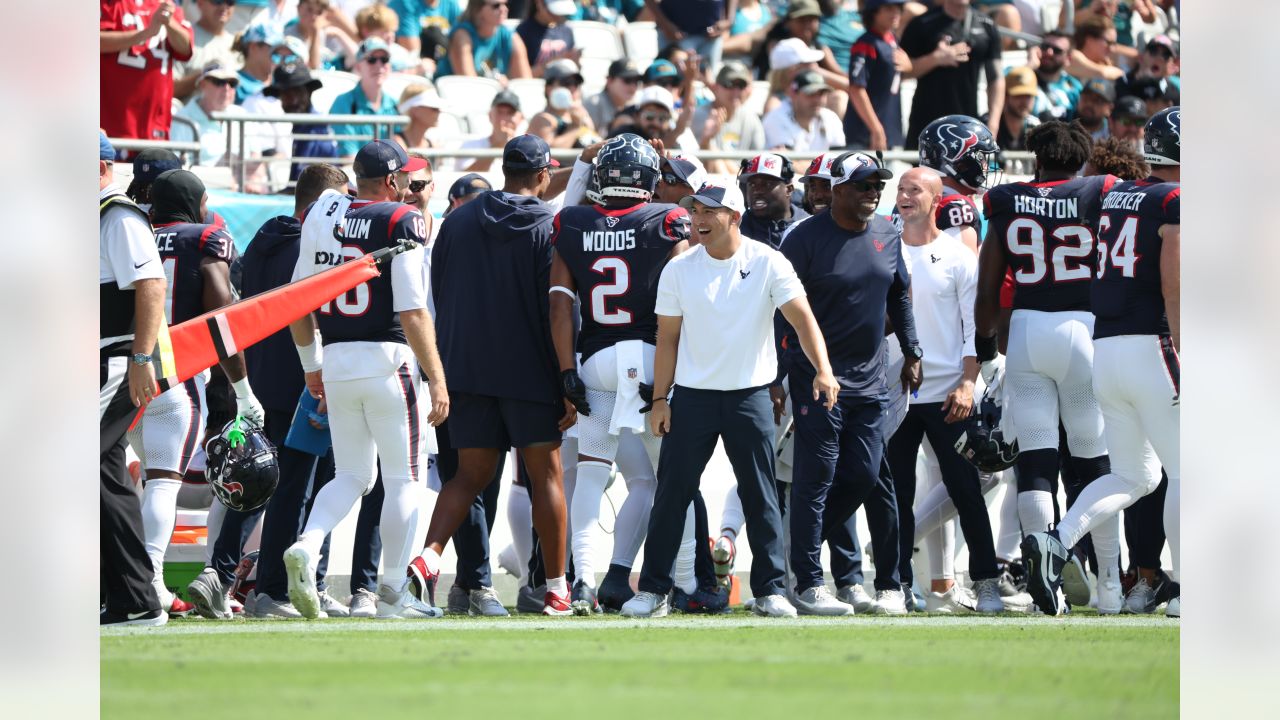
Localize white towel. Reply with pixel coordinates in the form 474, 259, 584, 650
610, 340, 647, 435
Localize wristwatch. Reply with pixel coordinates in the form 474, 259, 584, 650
131, 353, 151, 367
904, 345, 923, 361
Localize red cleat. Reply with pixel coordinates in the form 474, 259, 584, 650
542, 588, 573, 616
168, 597, 195, 617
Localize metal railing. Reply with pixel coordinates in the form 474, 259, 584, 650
107, 138, 203, 165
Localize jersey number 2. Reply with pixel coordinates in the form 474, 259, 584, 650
590, 257, 632, 325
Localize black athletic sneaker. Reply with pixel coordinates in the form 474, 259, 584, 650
597, 565, 635, 612
671, 585, 730, 614
1022, 531, 1069, 616
100, 608, 167, 627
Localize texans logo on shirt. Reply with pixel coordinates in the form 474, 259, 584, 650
606, 216, 620, 228
873, 238, 885, 252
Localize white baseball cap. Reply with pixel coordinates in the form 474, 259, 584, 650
679, 182, 747, 216
770, 38, 824, 71
635, 85, 676, 114
799, 153, 837, 183
546, 0, 577, 16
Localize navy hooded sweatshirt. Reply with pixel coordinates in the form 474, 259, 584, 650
431, 191, 560, 405
234, 215, 306, 414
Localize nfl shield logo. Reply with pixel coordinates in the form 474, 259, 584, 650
606, 216, 620, 227
627, 368, 638, 379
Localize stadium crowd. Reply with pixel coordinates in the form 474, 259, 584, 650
99, 0, 1182, 626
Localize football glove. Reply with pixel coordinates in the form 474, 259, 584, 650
560, 370, 591, 416
980, 353, 1004, 388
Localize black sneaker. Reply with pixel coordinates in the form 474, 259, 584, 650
1022, 531, 1069, 616
671, 585, 730, 614
100, 608, 167, 627
571, 579, 600, 615
597, 565, 635, 612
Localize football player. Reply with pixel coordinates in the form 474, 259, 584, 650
917, 114, 1000, 253
975, 120, 1130, 613
549, 134, 692, 613
132, 169, 265, 618
283, 140, 449, 620
1023, 108, 1180, 617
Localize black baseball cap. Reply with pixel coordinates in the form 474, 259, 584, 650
352, 139, 427, 179
1113, 95, 1147, 120
491, 90, 522, 113
129, 148, 183, 188
263, 61, 323, 97
608, 59, 642, 79
1082, 78, 1116, 103
792, 69, 831, 95
502, 134, 560, 170
448, 173, 493, 203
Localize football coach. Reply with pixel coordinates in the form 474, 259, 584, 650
621, 182, 839, 618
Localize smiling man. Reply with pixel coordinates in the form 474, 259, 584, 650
739, 152, 807, 249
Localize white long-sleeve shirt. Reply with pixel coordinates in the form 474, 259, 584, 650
901, 233, 977, 403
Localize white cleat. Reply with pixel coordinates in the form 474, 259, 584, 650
1165, 596, 1180, 618
349, 588, 377, 618
376, 585, 445, 619
872, 588, 908, 615
752, 594, 799, 618
794, 586, 855, 616
837, 584, 877, 613
925, 585, 977, 614
1096, 567, 1123, 615
250, 592, 303, 619
283, 543, 321, 620
973, 578, 1006, 613
620, 590, 669, 618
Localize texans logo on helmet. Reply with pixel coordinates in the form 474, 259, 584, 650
932, 123, 980, 162
1166, 108, 1180, 135
223, 481, 244, 496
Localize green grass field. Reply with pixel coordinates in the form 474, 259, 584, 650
102, 614, 1177, 719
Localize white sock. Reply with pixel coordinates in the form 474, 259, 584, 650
672, 503, 698, 594
571, 460, 612, 586
377, 477, 421, 595
612, 434, 656, 568
298, 472, 367, 552
547, 575, 568, 597
1090, 512, 1121, 577
927, 520, 955, 581
141, 477, 182, 591
720, 483, 745, 539
1055, 473, 1147, 550
205, 496, 226, 564
995, 473, 1023, 560
507, 483, 533, 583
1164, 473, 1180, 581
1017, 490, 1056, 536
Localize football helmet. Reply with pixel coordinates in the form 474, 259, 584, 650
594, 133, 661, 200
918, 114, 1001, 191
1143, 105, 1179, 166
954, 388, 1019, 473
206, 418, 279, 512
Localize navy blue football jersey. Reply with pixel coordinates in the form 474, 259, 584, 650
1092, 177, 1180, 339
152, 222, 237, 324
306, 198, 428, 345
934, 189, 982, 234
984, 174, 1117, 312
552, 202, 690, 363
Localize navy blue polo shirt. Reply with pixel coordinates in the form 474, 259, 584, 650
660, 0, 724, 35
844, 30, 904, 148
779, 211, 917, 397
237, 215, 306, 413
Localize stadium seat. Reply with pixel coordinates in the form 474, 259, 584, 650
1039, 0, 1064, 33
311, 70, 359, 113
506, 78, 548, 117
622, 22, 659, 70
742, 80, 771, 119
435, 75, 503, 116
1002, 49, 1030, 72
432, 111, 467, 145
381, 73, 429, 105
465, 111, 493, 136
569, 21, 624, 63
578, 57, 613, 97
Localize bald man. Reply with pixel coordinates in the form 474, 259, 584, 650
887, 166, 1005, 613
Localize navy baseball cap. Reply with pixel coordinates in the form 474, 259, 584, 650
353, 140, 427, 178
502, 134, 560, 170
448, 173, 493, 203
131, 148, 183, 186
665, 157, 704, 188
99, 130, 115, 161
679, 182, 746, 215
830, 152, 893, 187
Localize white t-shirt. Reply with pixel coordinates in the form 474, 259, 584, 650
761, 100, 846, 152
900, 233, 977, 403
293, 190, 430, 381
655, 239, 805, 391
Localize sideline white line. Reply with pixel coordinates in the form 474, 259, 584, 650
102, 614, 1179, 637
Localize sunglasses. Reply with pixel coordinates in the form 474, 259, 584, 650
554, 78, 582, 89
848, 180, 885, 192
726, 81, 749, 90
408, 179, 432, 193
654, 78, 681, 88
1040, 44, 1065, 55
206, 77, 238, 88
364, 54, 391, 65
211, 0, 237, 5
616, 76, 640, 85
1117, 116, 1146, 127
642, 112, 671, 123
1147, 47, 1174, 60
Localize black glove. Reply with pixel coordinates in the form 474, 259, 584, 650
561, 369, 591, 416
639, 382, 655, 413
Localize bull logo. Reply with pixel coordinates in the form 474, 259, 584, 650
605, 216, 620, 228
935, 123, 979, 162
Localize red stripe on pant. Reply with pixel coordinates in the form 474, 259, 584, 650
178, 377, 203, 474
397, 364, 420, 482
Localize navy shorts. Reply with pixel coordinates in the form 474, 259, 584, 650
448, 392, 562, 450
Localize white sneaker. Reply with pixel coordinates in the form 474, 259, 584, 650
469, 587, 510, 617
348, 588, 377, 618
376, 585, 445, 619
317, 589, 349, 618
872, 588, 908, 615
837, 584, 877, 613
187, 568, 231, 620
925, 585, 977, 614
620, 590, 669, 618
250, 592, 303, 619
794, 586, 854, 616
283, 543, 321, 619
1165, 596, 1180, 617
712, 535, 736, 587
1096, 567, 1123, 615
752, 594, 799, 618
497, 544, 523, 580
973, 578, 1006, 613
999, 591, 1036, 613
1124, 578, 1155, 614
